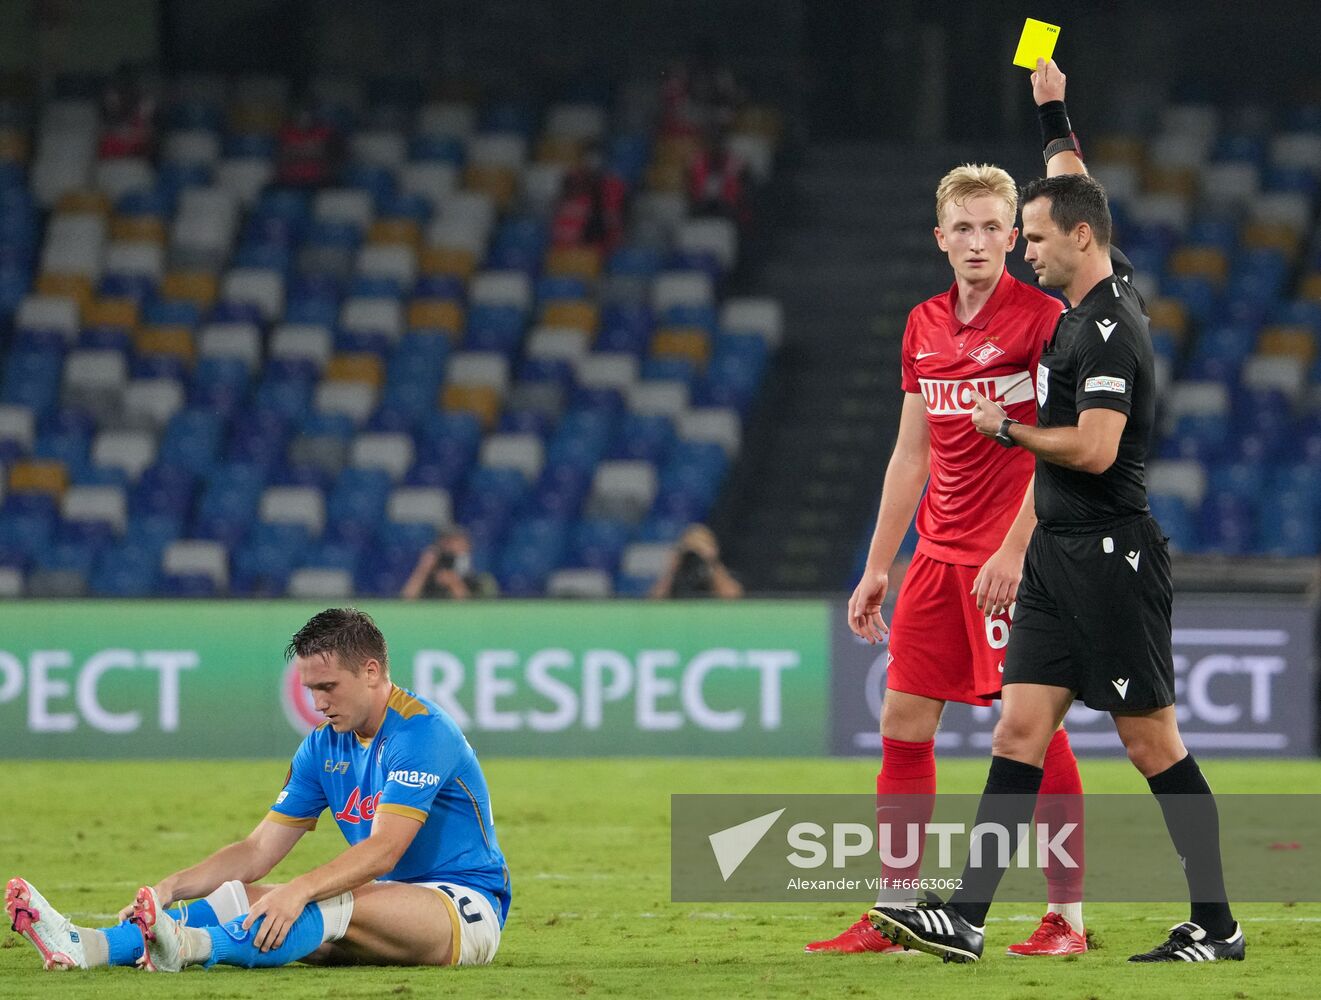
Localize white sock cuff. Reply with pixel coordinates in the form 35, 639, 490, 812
317, 890, 355, 943
203, 879, 249, 926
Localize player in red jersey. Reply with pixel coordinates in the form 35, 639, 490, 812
805, 164, 1087, 957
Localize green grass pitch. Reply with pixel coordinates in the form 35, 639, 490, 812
1, 757, 1317, 999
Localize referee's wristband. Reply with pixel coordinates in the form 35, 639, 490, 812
1038, 100, 1083, 164
994, 418, 1019, 448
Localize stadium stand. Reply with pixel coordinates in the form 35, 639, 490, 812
0, 70, 784, 597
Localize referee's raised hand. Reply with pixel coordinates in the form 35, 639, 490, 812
1031, 57, 1067, 106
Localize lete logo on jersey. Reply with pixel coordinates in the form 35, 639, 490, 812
335, 786, 383, 824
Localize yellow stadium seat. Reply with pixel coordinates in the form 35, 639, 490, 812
545, 246, 602, 281
1241, 222, 1301, 258
646, 161, 685, 193
657, 135, 700, 169
1143, 165, 1197, 198
540, 299, 598, 335
1146, 298, 1189, 341
652, 327, 710, 368
463, 164, 518, 212
407, 299, 465, 336
160, 271, 218, 308
419, 246, 476, 280
369, 219, 422, 247
83, 297, 139, 330
1091, 135, 1144, 168
535, 135, 583, 167
1300, 272, 1321, 301
55, 189, 112, 215
0, 128, 29, 163
134, 326, 195, 365
441, 384, 502, 429
36, 273, 93, 308
228, 103, 284, 134
110, 215, 167, 244
1257, 326, 1317, 365
324, 353, 384, 388
733, 105, 784, 142
9, 460, 67, 499
1168, 247, 1228, 285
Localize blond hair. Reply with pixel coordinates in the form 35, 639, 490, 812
935, 163, 1017, 227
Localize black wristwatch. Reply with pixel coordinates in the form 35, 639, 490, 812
994, 418, 1019, 448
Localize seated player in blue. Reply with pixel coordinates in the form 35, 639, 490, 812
6, 607, 510, 972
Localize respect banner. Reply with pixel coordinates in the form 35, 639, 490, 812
830, 596, 1319, 756
0, 601, 830, 757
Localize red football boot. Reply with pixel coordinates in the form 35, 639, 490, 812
805, 913, 912, 954
1006, 912, 1088, 956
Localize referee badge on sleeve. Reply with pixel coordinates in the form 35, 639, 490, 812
1036, 365, 1050, 406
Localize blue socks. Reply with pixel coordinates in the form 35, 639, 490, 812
101, 898, 221, 966
205, 903, 325, 969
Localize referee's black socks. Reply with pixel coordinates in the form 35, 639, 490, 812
947, 755, 1044, 928
1146, 753, 1236, 939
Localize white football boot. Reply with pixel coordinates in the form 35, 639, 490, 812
131, 885, 200, 972
5, 877, 89, 970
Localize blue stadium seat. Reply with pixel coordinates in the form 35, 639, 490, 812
158, 409, 224, 476
414, 274, 466, 301
0, 495, 56, 558
569, 518, 631, 572
608, 413, 675, 464
1148, 494, 1197, 551
532, 464, 590, 519
1198, 493, 1256, 555
89, 543, 159, 596
408, 134, 465, 165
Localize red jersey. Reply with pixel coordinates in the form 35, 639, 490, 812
900, 267, 1063, 565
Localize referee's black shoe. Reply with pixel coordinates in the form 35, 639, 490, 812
867, 893, 984, 963
1129, 921, 1245, 963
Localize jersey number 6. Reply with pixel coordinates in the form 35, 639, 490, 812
984, 607, 1014, 650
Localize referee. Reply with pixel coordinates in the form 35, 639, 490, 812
867, 59, 1243, 965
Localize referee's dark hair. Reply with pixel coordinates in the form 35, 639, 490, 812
1020, 174, 1112, 248
287, 607, 389, 675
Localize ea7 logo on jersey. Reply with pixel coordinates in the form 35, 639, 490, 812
919, 371, 1034, 415
1096, 318, 1118, 341
968, 342, 1005, 366
388, 769, 441, 789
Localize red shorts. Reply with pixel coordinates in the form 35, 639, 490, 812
886, 551, 1012, 707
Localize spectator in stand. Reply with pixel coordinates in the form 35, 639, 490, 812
649, 524, 743, 599
687, 126, 750, 227
660, 43, 742, 139
98, 62, 156, 159
550, 142, 627, 253
401, 529, 501, 600
277, 103, 339, 188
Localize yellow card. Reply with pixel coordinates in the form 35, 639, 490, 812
1012, 18, 1061, 70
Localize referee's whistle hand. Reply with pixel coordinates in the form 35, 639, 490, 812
969, 390, 1005, 436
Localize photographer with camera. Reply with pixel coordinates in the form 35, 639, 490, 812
649, 524, 744, 600
401, 529, 501, 600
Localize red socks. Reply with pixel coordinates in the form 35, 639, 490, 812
876, 737, 937, 885
1037, 728, 1085, 903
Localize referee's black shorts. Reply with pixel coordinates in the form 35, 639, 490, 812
1003, 514, 1175, 712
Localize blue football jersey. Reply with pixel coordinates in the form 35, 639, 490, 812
267, 685, 510, 924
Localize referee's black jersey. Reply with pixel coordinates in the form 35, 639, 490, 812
1033, 265, 1154, 529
